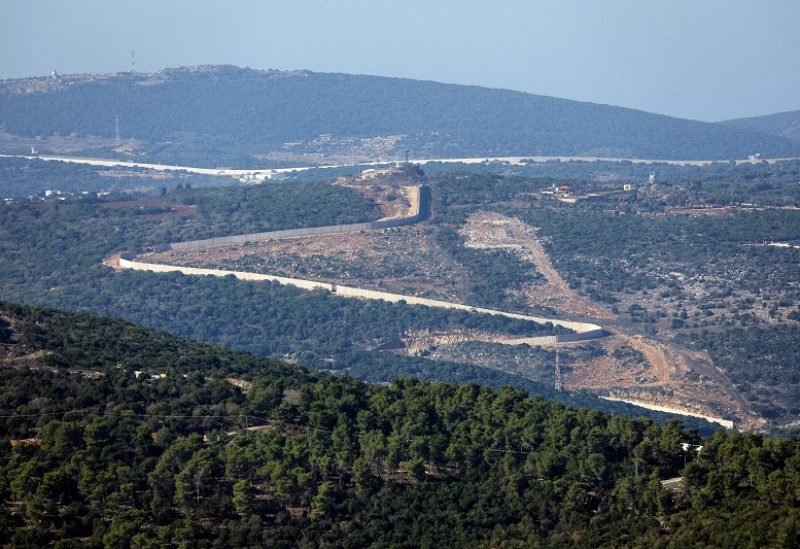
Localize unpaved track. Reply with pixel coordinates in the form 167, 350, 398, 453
461, 212, 614, 320
113, 187, 604, 337
563, 334, 763, 430
460, 213, 762, 428
621, 335, 677, 385
508, 223, 614, 320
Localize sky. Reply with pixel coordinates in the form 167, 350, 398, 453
1, 0, 798, 122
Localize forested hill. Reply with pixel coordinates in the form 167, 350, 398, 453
2, 302, 800, 547
721, 109, 800, 143
2, 65, 800, 166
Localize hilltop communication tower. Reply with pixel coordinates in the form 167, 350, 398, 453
131, 50, 136, 73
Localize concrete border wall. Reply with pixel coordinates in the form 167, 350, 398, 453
169, 185, 431, 252
117, 256, 604, 337
118, 183, 609, 345
556, 329, 608, 342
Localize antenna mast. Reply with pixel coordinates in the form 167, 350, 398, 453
131, 49, 136, 73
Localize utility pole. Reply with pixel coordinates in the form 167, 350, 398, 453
554, 350, 562, 392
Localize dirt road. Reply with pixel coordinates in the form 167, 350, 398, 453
461, 212, 614, 320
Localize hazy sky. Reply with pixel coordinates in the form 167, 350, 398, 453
1, 0, 798, 121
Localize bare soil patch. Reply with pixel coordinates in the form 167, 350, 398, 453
334, 172, 418, 221
460, 212, 615, 320
562, 335, 763, 430
146, 224, 470, 301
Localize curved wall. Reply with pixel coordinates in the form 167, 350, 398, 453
169, 186, 431, 252
117, 183, 606, 345
117, 257, 604, 338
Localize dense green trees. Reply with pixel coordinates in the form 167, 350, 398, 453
169, 180, 381, 241
722, 109, 800, 143
0, 184, 558, 373
685, 325, 800, 420
1, 303, 798, 546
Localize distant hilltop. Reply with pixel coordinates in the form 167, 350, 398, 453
0, 65, 310, 95
721, 109, 800, 143
1, 65, 799, 168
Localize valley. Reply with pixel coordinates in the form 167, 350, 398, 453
2, 4, 799, 544
108, 166, 770, 431
1, 68, 799, 437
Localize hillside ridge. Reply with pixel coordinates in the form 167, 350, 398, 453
721, 108, 800, 143
2, 300, 799, 546
2, 65, 799, 165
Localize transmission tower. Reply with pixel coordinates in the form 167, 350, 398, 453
131, 49, 136, 73
115, 114, 121, 146
554, 350, 563, 392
